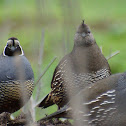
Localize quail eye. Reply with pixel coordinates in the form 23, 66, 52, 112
87, 31, 91, 34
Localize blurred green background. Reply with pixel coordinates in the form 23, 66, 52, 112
1, 0, 126, 121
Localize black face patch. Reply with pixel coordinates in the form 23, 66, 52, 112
3, 38, 23, 56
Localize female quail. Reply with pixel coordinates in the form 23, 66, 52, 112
0, 37, 34, 113
41, 73, 126, 126
38, 21, 111, 109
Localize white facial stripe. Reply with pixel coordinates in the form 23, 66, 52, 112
15, 40, 24, 55
19, 45, 24, 56
15, 39, 24, 55
3, 46, 7, 56
14, 40, 20, 45
7, 40, 20, 46
7, 40, 12, 43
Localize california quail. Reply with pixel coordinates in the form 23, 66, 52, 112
40, 73, 126, 126
38, 20, 111, 109
0, 37, 34, 113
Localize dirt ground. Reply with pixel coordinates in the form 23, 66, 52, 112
0, 112, 72, 126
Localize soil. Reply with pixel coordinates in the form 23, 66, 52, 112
0, 112, 72, 126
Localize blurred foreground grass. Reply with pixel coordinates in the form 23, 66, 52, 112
0, 0, 126, 121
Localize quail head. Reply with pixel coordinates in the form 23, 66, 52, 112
3, 37, 24, 56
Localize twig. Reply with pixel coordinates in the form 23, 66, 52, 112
34, 56, 57, 88
106, 50, 120, 60
33, 56, 57, 107
100, 46, 102, 53
38, 29, 45, 66
32, 29, 45, 123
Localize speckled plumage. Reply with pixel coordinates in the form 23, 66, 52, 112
0, 37, 34, 113
38, 21, 111, 109
41, 73, 126, 126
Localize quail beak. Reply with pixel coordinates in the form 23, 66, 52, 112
10, 46, 16, 51
82, 32, 90, 38
82, 33, 86, 37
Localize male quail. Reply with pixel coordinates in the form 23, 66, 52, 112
40, 73, 126, 126
0, 37, 34, 113
38, 21, 111, 109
